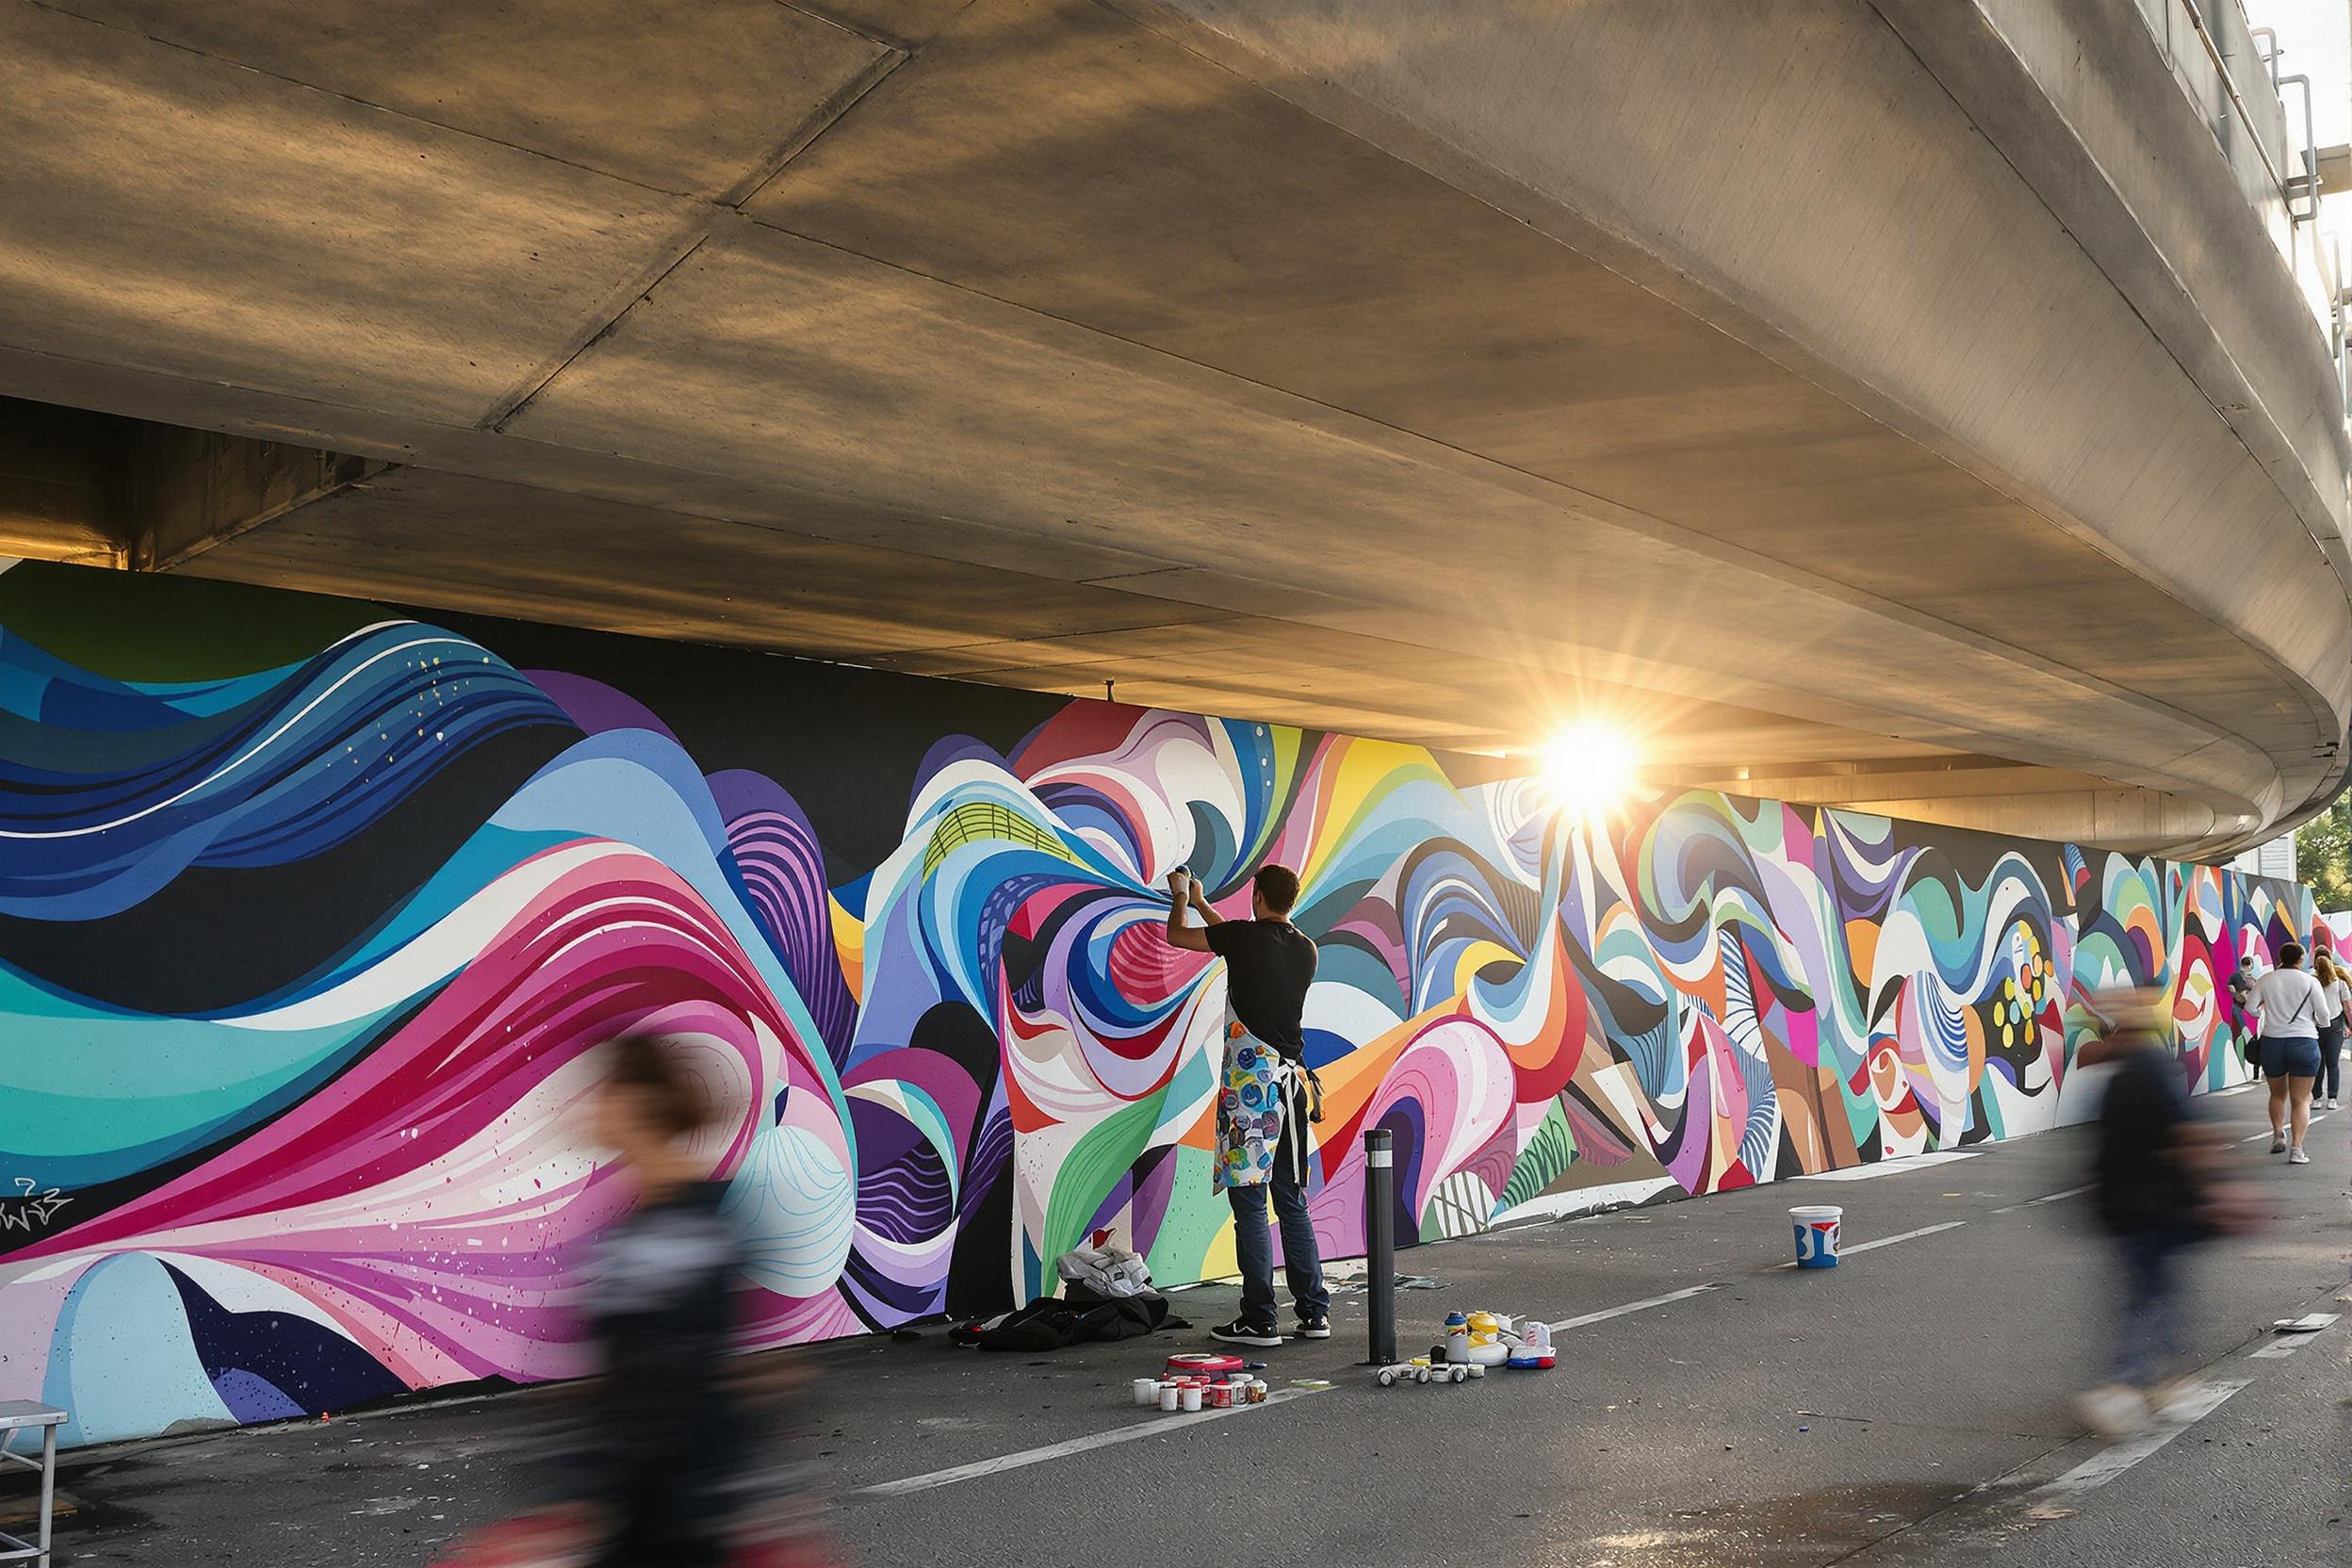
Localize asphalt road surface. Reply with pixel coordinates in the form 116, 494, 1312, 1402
14, 1081, 2351, 1567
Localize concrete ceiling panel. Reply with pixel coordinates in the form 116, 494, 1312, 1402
790, 0, 983, 51
1154, 0, 2351, 768
0, 1, 700, 425
176, 467, 1234, 651
0, 0, 2333, 854
750, 0, 2313, 777
38, 0, 897, 201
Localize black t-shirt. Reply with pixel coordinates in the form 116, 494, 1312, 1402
1204, 918, 1317, 1058
586, 1180, 744, 1455
2094, 1045, 2203, 1234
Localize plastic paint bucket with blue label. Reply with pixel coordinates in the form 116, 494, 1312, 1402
1789, 1204, 1843, 1268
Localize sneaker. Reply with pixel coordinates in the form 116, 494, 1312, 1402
1209, 1319, 1282, 1348
2272, 1135, 2289, 1153
2076, 1383, 2151, 1439
2291, 1147, 2312, 1165
1295, 1315, 1331, 1340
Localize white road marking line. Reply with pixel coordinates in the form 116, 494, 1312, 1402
855, 1386, 1329, 1498
1837, 1219, 1969, 1256
873, 1273, 1744, 1498
1992, 1184, 2095, 1215
2238, 1108, 2331, 1146
1544, 1282, 1724, 1332
2250, 1312, 2342, 1356
2029, 1379, 2251, 1504
1772, 1219, 1968, 1270
1797, 1151, 1984, 1183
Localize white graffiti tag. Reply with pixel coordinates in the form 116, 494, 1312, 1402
0, 1178, 71, 1233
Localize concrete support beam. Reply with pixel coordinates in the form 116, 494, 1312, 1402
1658, 759, 2125, 807
0, 398, 385, 570
118, 425, 386, 571
0, 401, 118, 564
1650, 757, 2247, 853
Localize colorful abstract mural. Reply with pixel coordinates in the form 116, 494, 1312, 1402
0, 565, 2317, 1446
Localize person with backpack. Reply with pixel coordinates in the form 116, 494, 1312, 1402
1163, 862, 1331, 1348
2251, 942, 2328, 1164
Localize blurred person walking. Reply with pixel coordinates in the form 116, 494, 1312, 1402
572, 1034, 753, 1567
433, 1036, 777, 1568
2075, 991, 2253, 1436
2252, 942, 2327, 1163
2314, 951, 2349, 1111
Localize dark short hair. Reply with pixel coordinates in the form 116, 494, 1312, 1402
1253, 864, 1301, 915
2281, 941, 2307, 969
608, 1035, 708, 1138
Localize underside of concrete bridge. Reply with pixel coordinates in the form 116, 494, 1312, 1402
1, 0, 2347, 857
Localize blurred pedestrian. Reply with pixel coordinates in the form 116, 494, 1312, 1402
433, 1037, 829, 1568
2075, 990, 2251, 1436
2252, 942, 2327, 1163
2314, 952, 2349, 1111
569, 1035, 750, 1567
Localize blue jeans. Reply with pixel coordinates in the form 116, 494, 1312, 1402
1228, 1155, 1329, 1327
2110, 1225, 2197, 1387
2320, 1021, 2344, 1100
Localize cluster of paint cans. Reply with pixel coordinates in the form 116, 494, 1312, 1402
1133, 1374, 1269, 1411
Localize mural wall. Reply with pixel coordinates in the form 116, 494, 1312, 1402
0, 564, 2316, 1446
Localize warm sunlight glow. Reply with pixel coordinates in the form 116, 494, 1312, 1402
1542, 725, 1640, 815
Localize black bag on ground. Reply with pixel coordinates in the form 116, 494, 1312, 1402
972, 1297, 1086, 1353
972, 1282, 1171, 1352
1064, 1282, 1169, 1342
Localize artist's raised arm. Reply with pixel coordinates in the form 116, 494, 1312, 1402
1191, 879, 1226, 926
1164, 870, 1211, 952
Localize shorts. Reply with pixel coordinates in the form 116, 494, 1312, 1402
2262, 1036, 2321, 1079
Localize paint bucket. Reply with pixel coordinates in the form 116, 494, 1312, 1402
1789, 1204, 1843, 1268
1159, 1383, 1181, 1412
1180, 1384, 1203, 1413
1165, 1351, 1246, 1378
1133, 1379, 1160, 1407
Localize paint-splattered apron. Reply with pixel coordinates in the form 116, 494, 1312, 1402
1214, 1018, 1318, 1190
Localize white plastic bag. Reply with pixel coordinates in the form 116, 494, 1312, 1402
1055, 1230, 1155, 1298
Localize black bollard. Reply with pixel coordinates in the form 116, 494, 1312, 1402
1364, 1127, 1396, 1366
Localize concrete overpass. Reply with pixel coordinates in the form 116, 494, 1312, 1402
1, 0, 2347, 858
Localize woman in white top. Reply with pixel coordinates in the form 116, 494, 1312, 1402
2252, 942, 2328, 1162
2316, 951, 2351, 1111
